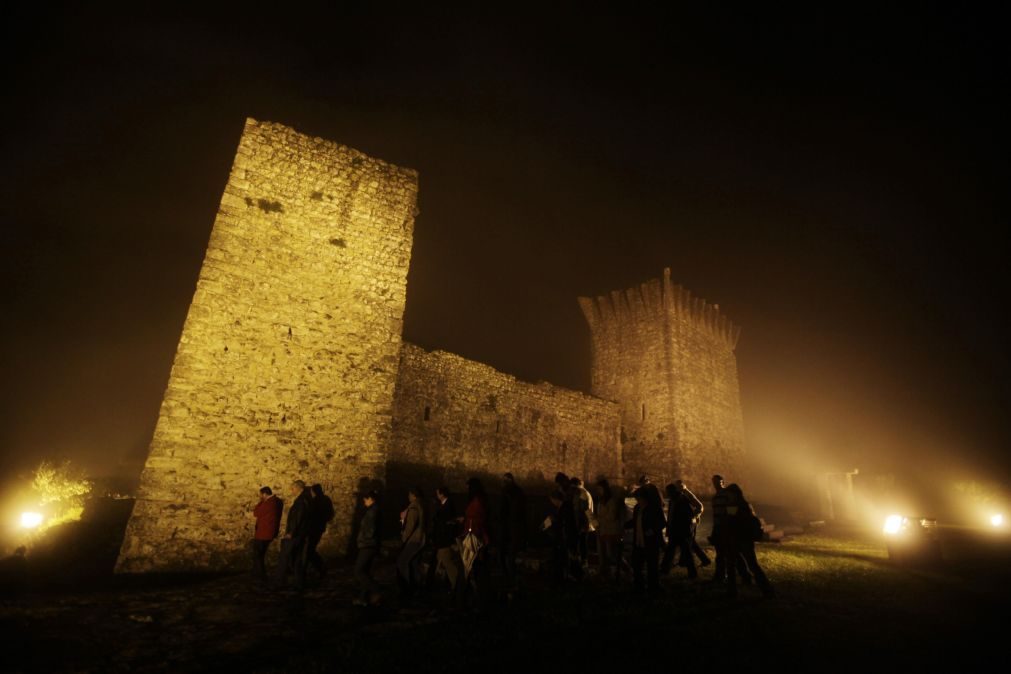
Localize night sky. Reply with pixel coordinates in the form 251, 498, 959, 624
2, 7, 1008, 495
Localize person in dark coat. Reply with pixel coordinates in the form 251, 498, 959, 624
594, 478, 628, 583
275, 480, 311, 590
499, 472, 528, 591
570, 477, 594, 567
396, 486, 426, 599
429, 486, 464, 598
305, 483, 335, 579
251, 486, 283, 581
353, 490, 381, 606
546, 488, 581, 584
708, 474, 753, 587
627, 484, 665, 594
679, 480, 712, 568
661, 482, 699, 579
554, 472, 572, 500
725, 483, 774, 598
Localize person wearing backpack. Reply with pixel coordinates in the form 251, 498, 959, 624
725, 483, 774, 598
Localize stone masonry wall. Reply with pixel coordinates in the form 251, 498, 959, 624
389, 343, 622, 495
578, 268, 745, 493
117, 119, 418, 572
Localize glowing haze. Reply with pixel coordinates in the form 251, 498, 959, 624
1, 8, 1009, 516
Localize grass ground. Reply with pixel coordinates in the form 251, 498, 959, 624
1, 526, 1007, 672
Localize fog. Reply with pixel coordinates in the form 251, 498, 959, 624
2, 9, 1009, 521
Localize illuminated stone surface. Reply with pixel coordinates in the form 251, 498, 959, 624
118, 120, 744, 572
578, 268, 746, 493
390, 343, 622, 490
117, 119, 418, 571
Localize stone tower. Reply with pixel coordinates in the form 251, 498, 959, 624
117, 119, 418, 572
577, 268, 746, 491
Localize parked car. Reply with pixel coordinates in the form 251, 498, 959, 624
883, 515, 942, 564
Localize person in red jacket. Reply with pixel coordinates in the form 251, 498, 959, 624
461, 477, 490, 608
251, 486, 283, 581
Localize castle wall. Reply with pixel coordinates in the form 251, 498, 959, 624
578, 268, 745, 492
389, 343, 622, 494
117, 119, 418, 572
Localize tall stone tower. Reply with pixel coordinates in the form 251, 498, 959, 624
577, 268, 746, 491
117, 119, 418, 572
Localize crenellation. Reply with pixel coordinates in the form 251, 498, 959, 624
579, 270, 746, 491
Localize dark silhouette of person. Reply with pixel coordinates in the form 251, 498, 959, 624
251, 486, 283, 582
554, 472, 572, 499
725, 483, 774, 598
661, 482, 699, 579
546, 488, 580, 584
628, 484, 665, 594
396, 486, 426, 600
595, 478, 628, 582
500, 472, 528, 592
708, 474, 753, 586
0, 546, 28, 598
274, 480, 311, 591
462, 477, 491, 608
353, 490, 381, 606
570, 477, 594, 567
305, 483, 334, 579
678, 480, 712, 568
428, 486, 464, 603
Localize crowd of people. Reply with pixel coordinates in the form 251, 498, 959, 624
250, 480, 334, 591
251, 471, 774, 605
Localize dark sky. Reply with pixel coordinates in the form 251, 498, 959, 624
2, 7, 1009, 489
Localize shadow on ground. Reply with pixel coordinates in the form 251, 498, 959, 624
1, 524, 1009, 672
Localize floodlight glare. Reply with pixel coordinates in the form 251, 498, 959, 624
991, 513, 1004, 528
20, 512, 43, 529
883, 514, 903, 535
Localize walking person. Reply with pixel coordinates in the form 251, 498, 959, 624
305, 483, 334, 579
554, 472, 572, 500
725, 483, 775, 598
430, 486, 464, 603
461, 477, 491, 607
708, 474, 753, 586
570, 477, 594, 567
679, 481, 712, 568
353, 490, 382, 606
594, 478, 627, 583
627, 484, 665, 594
545, 488, 580, 584
274, 480, 311, 591
500, 473, 528, 594
251, 486, 283, 582
660, 482, 699, 579
396, 487, 426, 600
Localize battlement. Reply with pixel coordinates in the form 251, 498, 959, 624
578, 268, 740, 349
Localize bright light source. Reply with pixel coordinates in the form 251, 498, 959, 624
883, 514, 903, 535
992, 513, 1004, 528
20, 511, 43, 529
